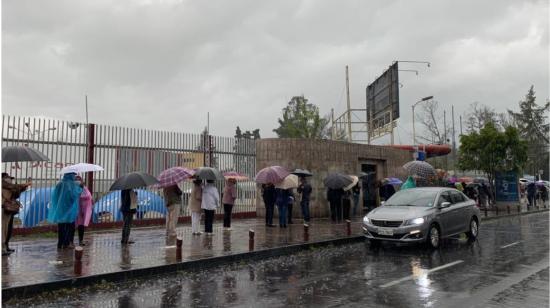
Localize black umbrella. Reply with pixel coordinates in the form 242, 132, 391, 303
194, 167, 223, 181
324, 173, 354, 189
291, 168, 313, 177
2, 145, 49, 162
109, 172, 159, 191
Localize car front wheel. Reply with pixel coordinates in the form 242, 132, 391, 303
426, 224, 440, 249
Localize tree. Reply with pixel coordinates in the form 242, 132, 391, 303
273, 96, 329, 139
464, 102, 502, 133
233, 126, 258, 177
458, 122, 528, 185
417, 100, 452, 144
508, 86, 550, 178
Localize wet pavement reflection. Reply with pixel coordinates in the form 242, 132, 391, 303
2, 218, 364, 288
4, 212, 548, 307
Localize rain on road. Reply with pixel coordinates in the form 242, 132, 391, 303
5, 212, 548, 308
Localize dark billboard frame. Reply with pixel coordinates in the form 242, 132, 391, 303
366, 62, 400, 130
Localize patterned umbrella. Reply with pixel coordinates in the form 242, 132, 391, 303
156, 167, 194, 188
223, 171, 249, 181
255, 166, 290, 184
275, 174, 299, 190
402, 161, 436, 179
324, 173, 354, 189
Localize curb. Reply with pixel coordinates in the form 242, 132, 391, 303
480, 208, 549, 222
2, 235, 364, 301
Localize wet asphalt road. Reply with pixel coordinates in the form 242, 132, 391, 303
4, 212, 549, 308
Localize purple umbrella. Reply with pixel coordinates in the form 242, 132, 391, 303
156, 167, 194, 188
255, 166, 290, 184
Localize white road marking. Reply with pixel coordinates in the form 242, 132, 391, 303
380, 260, 464, 288
500, 241, 521, 249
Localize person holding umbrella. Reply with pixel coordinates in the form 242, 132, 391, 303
222, 178, 237, 230
48, 172, 83, 249
527, 182, 536, 208
2, 173, 31, 255
74, 175, 93, 246
202, 180, 220, 235
163, 184, 183, 237
262, 184, 276, 227
379, 179, 396, 202
275, 188, 290, 228
297, 177, 312, 224
190, 179, 203, 235
351, 183, 360, 216
120, 188, 138, 244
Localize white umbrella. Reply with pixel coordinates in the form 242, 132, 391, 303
60, 163, 104, 174
344, 175, 359, 191
275, 174, 299, 190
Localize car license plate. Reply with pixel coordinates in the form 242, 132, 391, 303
378, 228, 394, 236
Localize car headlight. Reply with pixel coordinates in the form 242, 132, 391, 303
363, 216, 370, 224
406, 217, 425, 225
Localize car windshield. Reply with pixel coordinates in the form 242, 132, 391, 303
384, 189, 438, 207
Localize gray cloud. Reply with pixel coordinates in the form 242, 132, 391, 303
3, 0, 548, 143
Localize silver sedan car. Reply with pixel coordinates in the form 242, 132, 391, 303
363, 187, 481, 248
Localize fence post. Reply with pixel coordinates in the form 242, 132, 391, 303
86, 123, 95, 195
208, 135, 213, 167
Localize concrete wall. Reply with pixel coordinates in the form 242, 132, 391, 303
256, 138, 412, 219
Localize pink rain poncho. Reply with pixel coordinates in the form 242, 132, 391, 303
75, 186, 93, 227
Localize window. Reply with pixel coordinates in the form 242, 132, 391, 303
438, 191, 452, 206
450, 191, 465, 203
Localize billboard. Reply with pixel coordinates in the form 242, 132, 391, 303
366, 62, 400, 131
495, 171, 520, 202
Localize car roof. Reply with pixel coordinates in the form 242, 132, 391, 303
404, 187, 457, 192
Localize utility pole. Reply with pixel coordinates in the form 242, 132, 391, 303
345, 66, 352, 142
331, 108, 335, 140
459, 115, 463, 136
85, 95, 89, 125
452, 105, 457, 174
444, 110, 448, 170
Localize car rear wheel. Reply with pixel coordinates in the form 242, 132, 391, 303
426, 224, 440, 249
467, 217, 478, 241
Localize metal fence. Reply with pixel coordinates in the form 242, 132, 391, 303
2, 115, 257, 229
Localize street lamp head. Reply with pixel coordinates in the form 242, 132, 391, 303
422, 96, 434, 101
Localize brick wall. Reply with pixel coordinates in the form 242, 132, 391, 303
256, 138, 412, 219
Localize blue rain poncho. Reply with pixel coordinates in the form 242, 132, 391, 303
47, 173, 83, 223
400, 176, 417, 191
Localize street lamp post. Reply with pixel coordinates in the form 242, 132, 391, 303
411, 96, 434, 146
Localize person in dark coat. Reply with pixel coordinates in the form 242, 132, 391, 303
297, 177, 312, 223
526, 182, 536, 208
342, 189, 351, 220
262, 184, 277, 227
379, 179, 396, 202
275, 188, 289, 228
327, 188, 344, 222
120, 189, 138, 245
351, 183, 360, 216
287, 189, 295, 224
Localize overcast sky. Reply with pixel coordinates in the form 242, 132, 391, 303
3, 0, 548, 144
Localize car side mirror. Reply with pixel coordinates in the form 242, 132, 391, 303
438, 201, 451, 209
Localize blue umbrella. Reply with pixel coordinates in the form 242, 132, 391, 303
386, 177, 403, 185
17, 187, 54, 227
93, 189, 166, 222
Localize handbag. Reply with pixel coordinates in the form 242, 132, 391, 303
3, 199, 22, 214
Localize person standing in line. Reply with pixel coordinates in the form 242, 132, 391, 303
75, 175, 93, 246
297, 177, 312, 224
2, 173, 30, 255
342, 189, 351, 221
163, 183, 183, 238
120, 188, 138, 245
379, 179, 396, 202
327, 188, 336, 222
287, 189, 295, 225
351, 183, 360, 216
190, 179, 203, 235
327, 188, 344, 222
222, 178, 237, 231
275, 188, 289, 228
48, 172, 82, 249
262, 184, 276, 227
202, 180, 220, 236
526, 182, 536, 208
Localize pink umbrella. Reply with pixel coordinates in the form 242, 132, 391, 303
223, 171, 249, 181
255, 166, 290, 184
156, 167, 195, 188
